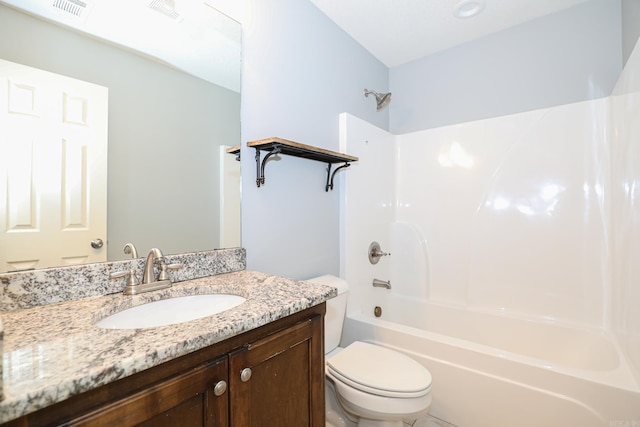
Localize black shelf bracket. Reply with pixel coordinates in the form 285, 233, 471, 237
255, 145, 282, 187
326, 162, 351, 192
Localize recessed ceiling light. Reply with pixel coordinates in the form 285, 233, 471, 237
453, 0, 485, 19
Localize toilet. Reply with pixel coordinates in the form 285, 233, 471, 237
308, 275, 432, 427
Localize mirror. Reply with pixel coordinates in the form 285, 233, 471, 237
0, 0, 241, 272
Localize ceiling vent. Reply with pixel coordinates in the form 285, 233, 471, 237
148, 0, 183, 21
52, 0, 89, 18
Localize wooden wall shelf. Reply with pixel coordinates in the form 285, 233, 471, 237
247, 137, 359, 191
226, 145, 241, 161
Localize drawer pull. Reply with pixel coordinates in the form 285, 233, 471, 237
213, 380, 227, 396
240, 367, 252, 382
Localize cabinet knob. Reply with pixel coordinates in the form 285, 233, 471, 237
240, 367, 252, 382
213, 380, 227, 396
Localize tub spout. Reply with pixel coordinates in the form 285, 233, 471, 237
372, 278, 391, 289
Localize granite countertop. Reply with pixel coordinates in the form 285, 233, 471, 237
0, 270, 337, 423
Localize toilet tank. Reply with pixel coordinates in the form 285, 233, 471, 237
306, 275, 349, 353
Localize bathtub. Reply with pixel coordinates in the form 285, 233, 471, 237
340, 294, 640, 427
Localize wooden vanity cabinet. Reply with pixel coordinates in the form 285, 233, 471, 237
5, 304, 325, 427
229, 314, 324, 426
68, 356, 229, 427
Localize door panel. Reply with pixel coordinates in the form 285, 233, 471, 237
0, 59, 108, 271
67, 356, 228, 427
229, 316, 325, 427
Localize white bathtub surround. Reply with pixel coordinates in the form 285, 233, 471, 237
338, 42, 640, 427
610, 37, 640, 399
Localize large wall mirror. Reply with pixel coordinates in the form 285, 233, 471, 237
0, 0, 241, 272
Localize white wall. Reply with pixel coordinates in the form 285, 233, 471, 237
338, 113, 396, 315
610, 38, 640, 384
389, 0, 622, 132
210, 0, 390, 278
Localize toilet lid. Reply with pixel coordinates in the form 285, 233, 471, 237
326, 341, 431, 398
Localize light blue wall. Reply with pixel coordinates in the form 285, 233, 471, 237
622, 0, 640, 65
389, 0, 623, 133
239, 0, 389, 278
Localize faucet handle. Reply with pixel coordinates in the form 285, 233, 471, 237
166, 263, 184, 270
110, 269, 140, 289
157, 262, 184, 281
368, 241, 391, 264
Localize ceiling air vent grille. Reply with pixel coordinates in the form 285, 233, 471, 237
52, 0, 88, 18
148, 0, 182, 21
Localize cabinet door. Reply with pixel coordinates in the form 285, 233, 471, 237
229, 315, 324, 427
66, 356, 229, 427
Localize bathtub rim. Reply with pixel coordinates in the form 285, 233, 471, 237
343, 309, 640, 394
342, 312, 640, 427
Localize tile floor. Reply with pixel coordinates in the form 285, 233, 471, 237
405, 415, 457, 427
326, 413, 457, 427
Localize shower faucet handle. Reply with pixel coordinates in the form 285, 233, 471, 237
368, 241, 390, 264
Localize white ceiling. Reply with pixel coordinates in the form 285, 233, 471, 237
4, 0, 594, 87
310, 0, 591, 67
0, 0, 241, 92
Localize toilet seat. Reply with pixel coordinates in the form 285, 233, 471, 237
326, 341, 431, 398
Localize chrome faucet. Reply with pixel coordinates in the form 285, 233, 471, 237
109, 247, 183, 295
123, 242, 138, 259
142, 247, 165, 284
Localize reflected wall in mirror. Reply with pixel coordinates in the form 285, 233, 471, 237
0, 0, 241, 272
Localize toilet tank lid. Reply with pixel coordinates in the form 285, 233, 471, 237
305, 275, 349, 294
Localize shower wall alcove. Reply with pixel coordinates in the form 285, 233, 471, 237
336, 40, 640, 425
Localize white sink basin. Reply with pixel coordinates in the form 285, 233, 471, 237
96, 294, 246, 329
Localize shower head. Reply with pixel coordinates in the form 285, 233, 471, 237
364, 89, 392, 111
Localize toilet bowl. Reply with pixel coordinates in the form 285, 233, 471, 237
327, 341, 432, 426
307, 275, 432, 427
